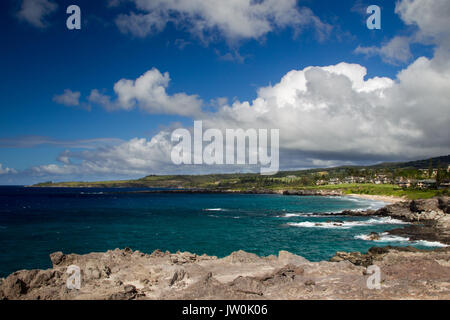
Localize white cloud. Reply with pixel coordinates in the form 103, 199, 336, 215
31, 133, 176, 177
355, 36, 413, 65
0, 164, 17, 175
4, 0, 450, 183
116, 11, 168, 38
395, 0, 450, 48
355, 0, 450, 64
17, 0, 58, 28
113, 0, 332, 44
53, 89, 81, 107
88, 68, 203, 117
27, 57, 450, 180
201, 60, 448, 161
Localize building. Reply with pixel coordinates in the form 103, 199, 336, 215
328, 178, 341, 185
439, 181, 450, 189
316, 180, 326, 186
396, 178, 414, 188
417, 179, 437, 189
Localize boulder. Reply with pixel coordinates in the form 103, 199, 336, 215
50, 252, 65, 266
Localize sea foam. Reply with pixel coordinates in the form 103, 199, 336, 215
287, 217, 408, 229
354, 232, 449, 247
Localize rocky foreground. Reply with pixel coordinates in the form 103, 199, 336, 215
1, 247, 449, 300
1, 196, 449, 300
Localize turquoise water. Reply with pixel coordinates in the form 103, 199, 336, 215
0, 187, 444, 277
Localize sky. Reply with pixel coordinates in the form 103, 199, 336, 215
0, 0, 449, 184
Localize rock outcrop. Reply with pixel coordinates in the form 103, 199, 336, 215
341, 197, 450, 245
0, 246, 449, 300
1, 196, 449, 300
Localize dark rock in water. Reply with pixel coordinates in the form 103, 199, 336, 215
341, 210, 357, 215
375, 207, 390, 216
368, 232, 380, 241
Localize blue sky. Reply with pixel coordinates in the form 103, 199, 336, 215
0, 0, 448, 184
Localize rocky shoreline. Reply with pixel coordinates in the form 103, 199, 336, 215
1, 246, 449, 300
339, 197, 450, 245
1, 196, 449, 300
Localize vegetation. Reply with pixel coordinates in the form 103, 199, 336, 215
32, 155, 450, 200
308, 183, 446, 200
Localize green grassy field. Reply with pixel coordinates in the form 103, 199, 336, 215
302, 183, 444, 200
33, 177, 446, 200
32, 155, 450, 199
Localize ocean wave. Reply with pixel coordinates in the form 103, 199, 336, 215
287, 217, 408, 229
354, 232, 449, 247
343, 196, 387, 211
278, 213, 314, 218
204, 208, 225, 211
415, 240, 449, 247
354, 232, 409, 242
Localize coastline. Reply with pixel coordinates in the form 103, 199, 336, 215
1, 193, 448, 300
1, 246, 449, 300
346, 193, 406, 204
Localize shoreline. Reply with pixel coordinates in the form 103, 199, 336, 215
0, 192, 448, 299
1, 246, 449, 300
346, 193, 406, 204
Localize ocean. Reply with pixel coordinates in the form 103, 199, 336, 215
0, 186, 445, 277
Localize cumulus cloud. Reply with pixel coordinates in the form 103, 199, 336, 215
355, 0, 450, 64
88, 68, 203, 117
396, 0, 450, 48
208, 59, 448, 160
113, 0, 332, 44
24, 56, 450, 180
53, 89, 81, 107
0, 164, 17, 175
17, 0, 58, 28
30, 133, 176, 177
4, 0, 450, 183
